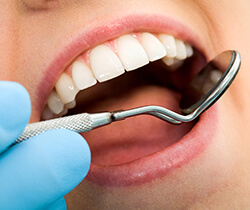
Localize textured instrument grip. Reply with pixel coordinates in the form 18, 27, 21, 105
16, 113, 93, 143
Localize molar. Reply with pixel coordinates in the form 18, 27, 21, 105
210, 70, 223, 84
162, 57, 175, 66
162, 57, 184, 71
202, 70, 223, 94
55, 73, 79, 104
117, 34, 149, 71
90, 44, 125, 82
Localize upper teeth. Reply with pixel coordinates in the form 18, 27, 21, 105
42, 32, 194, 120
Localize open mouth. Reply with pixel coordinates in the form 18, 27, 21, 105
40, 30, 213, 186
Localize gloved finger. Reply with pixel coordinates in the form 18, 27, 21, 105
0, 129, 91, 210
0, 81, 31, 153
45, 198, 66, 210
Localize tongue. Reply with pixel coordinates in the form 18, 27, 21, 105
81, 85, 194, 166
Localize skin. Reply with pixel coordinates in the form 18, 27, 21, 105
1, 0, 250, 209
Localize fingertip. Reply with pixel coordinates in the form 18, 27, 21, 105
32, 129, 91, 192
0, 81, 31, 152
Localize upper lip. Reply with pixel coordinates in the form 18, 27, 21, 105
35, 13, 212, 122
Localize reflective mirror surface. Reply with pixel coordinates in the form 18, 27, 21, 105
180, 51, 239, 115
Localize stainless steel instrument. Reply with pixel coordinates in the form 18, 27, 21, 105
16, 50, 241, 143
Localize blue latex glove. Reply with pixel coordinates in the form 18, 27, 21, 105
0, 81, 91, 209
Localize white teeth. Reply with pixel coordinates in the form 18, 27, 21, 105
65, 100, 76, 109
158, 34, 177, 58
140, 32, 166, 62
41, 105, 55, 120
162, 57, 175, 66
90, 44, 125, 82
172, 59, 184, 69
117, 34, 149, 71
72, 60, 97, 90
202, 70, 223, 94
210, 70, 223, 84
185, 43, 194, 57
55, 107, 68, 118
55, 73, 79, 104
175, 39, 187, 60
162, 57, 184, 71
43, 32, 194, 120
47, 91, 64, 114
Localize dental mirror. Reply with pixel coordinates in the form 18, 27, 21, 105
16, 50, 241, 143
112, 50, 241, 123
180, 50, 240, 115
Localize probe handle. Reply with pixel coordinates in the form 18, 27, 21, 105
15, 113, 93, 143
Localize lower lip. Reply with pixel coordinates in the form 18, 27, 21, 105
86, 105, 217, 187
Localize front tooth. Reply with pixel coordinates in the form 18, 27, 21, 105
90, 44, 125, 82
175, 39, 187, 60
140, 32, 166, 62
158, 34, 177, 58
117, 34, 149, 71
72, 60, 97, 90
55, 73, 79, 104
47, 90, 64, 114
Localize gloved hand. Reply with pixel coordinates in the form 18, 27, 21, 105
0, 81, 91, 209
